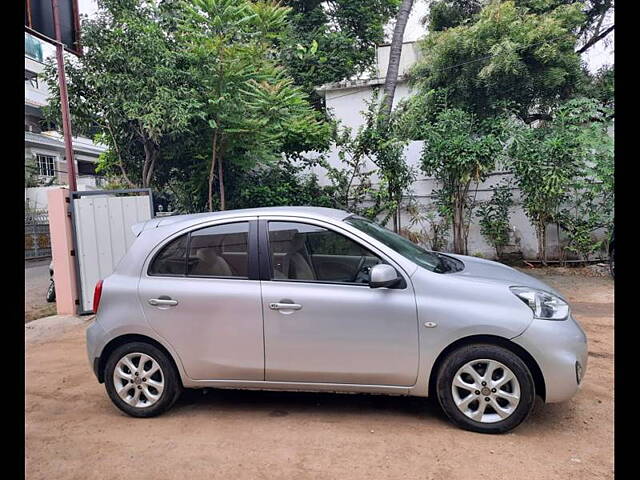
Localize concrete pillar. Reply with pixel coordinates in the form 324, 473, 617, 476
47, 188, 78, 315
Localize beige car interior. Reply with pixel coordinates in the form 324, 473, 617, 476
189, 231, 248, 277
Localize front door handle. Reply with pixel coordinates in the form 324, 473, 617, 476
269, 302, 302, 311
149, 298, 178, 307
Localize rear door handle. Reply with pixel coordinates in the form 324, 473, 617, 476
149, 298, 178, 307
269, 302, 302, 311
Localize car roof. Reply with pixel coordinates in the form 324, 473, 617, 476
133, 206, 351, 236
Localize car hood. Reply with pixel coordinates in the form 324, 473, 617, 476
444, 254, 563, 298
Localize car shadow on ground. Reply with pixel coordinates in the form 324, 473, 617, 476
173, 388, 450, 422
169, 387, 568, 430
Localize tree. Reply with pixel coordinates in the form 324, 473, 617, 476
43, 0, 199, 188
279, 0, 401, 106
416, 108, 508, 254
508, 97, 611, 263
476, 181, 514, 259
409, 0, 585, 122
424, 0, 483, 32
425, 1, 614, 54
382, 0, 414, 118
171, 0, 331, 211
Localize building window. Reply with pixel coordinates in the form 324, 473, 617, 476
36, 154, 56, 178
25, 33, 44, 62
25, 70, 39, 89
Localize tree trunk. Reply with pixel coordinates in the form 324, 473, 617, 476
141, 139, 158, 188
381, 0, 414, 119
218, 148, 226, 211
452, 198, 465, 254
537, 220, 547, 265
208, 130, 218, 212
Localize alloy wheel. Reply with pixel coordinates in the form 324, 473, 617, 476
451, 358, 521, 423
113, 352, 165, 408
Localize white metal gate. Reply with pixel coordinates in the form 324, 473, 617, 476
71, 189, 154, 313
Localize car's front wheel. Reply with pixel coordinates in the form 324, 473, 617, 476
436, 344, 536, 434
104, 342, 182, 417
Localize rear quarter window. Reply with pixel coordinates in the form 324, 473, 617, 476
148, 234, 188, 276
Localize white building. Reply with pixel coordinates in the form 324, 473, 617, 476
24, 33, 107, 211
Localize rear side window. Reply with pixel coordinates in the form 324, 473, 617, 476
187, 222, 249, 277
149, 234, 188, 275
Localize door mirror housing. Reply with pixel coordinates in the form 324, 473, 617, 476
369, 264, 401, 288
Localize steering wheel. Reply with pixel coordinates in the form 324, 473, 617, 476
352, 256, 369, 283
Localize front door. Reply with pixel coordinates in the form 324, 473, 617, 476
138, 219, 264, 381
261, 220, 419, 386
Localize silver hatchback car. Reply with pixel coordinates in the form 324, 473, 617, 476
86, 206, 587, 433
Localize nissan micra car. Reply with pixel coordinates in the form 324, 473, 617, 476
87, 206, 587, 433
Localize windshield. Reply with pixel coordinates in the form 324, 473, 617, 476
345, 216, 456, 273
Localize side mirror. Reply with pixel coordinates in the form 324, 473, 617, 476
369, 264, 401, 288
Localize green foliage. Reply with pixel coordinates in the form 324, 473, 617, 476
43, 0, 200, 188
404, 199, 451, 251
279, 0, 401, 105
508, 96, 612, 261
228, 159, 335, 210
324, 124, 394, 221
555, 108, 614, 260
415, 108, 508, 254
322, 95, 414, 227
476, 181, 514, 258
178, 0, 331, 209
409, 0, 584, 121
426, 0, 483, 32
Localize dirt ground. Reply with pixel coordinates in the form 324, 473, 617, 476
24, 259, 56, 323
25, 268, 614, 480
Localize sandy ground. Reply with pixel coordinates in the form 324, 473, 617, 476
25, 268, 613, 480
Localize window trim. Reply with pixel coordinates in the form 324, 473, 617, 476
146, 219, 259, 280
259, 217, 407, 289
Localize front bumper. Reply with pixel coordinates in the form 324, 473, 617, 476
511, 314, 588, 403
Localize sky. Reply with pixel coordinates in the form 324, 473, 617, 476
66, 0, 615, 73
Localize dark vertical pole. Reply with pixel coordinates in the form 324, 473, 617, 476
51, 0, 78, 191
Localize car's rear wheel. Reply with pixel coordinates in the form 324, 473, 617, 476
436, 344, 536, 434
104, 342, 182, 417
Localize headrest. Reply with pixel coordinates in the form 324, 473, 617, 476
196, 247, 220, 264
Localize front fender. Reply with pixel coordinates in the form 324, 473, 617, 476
408, 269, 533, 397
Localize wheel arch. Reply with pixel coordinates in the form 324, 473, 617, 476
97, 334, 183, 388
427, 334, 546, 402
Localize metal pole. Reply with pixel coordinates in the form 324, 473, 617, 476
51, 0, 78, 191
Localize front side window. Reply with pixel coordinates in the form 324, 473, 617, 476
268, 221, 382, 284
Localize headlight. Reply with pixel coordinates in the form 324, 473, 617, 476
510, 286, 569, 320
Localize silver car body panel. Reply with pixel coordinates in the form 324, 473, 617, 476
86, 206, 587, 403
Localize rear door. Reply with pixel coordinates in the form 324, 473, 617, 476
260, 218, 420, 386
138, 219, 264, 381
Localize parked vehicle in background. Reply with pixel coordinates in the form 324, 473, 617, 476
46, 260, 55, 303
86, 207, 588, 434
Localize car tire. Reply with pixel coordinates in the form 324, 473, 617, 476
46, 280, 56, 303
436, 344, 536, 434
104, 342, 182, 418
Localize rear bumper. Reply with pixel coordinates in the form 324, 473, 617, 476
86, 318, 107, 383
512, 314, 588, 403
